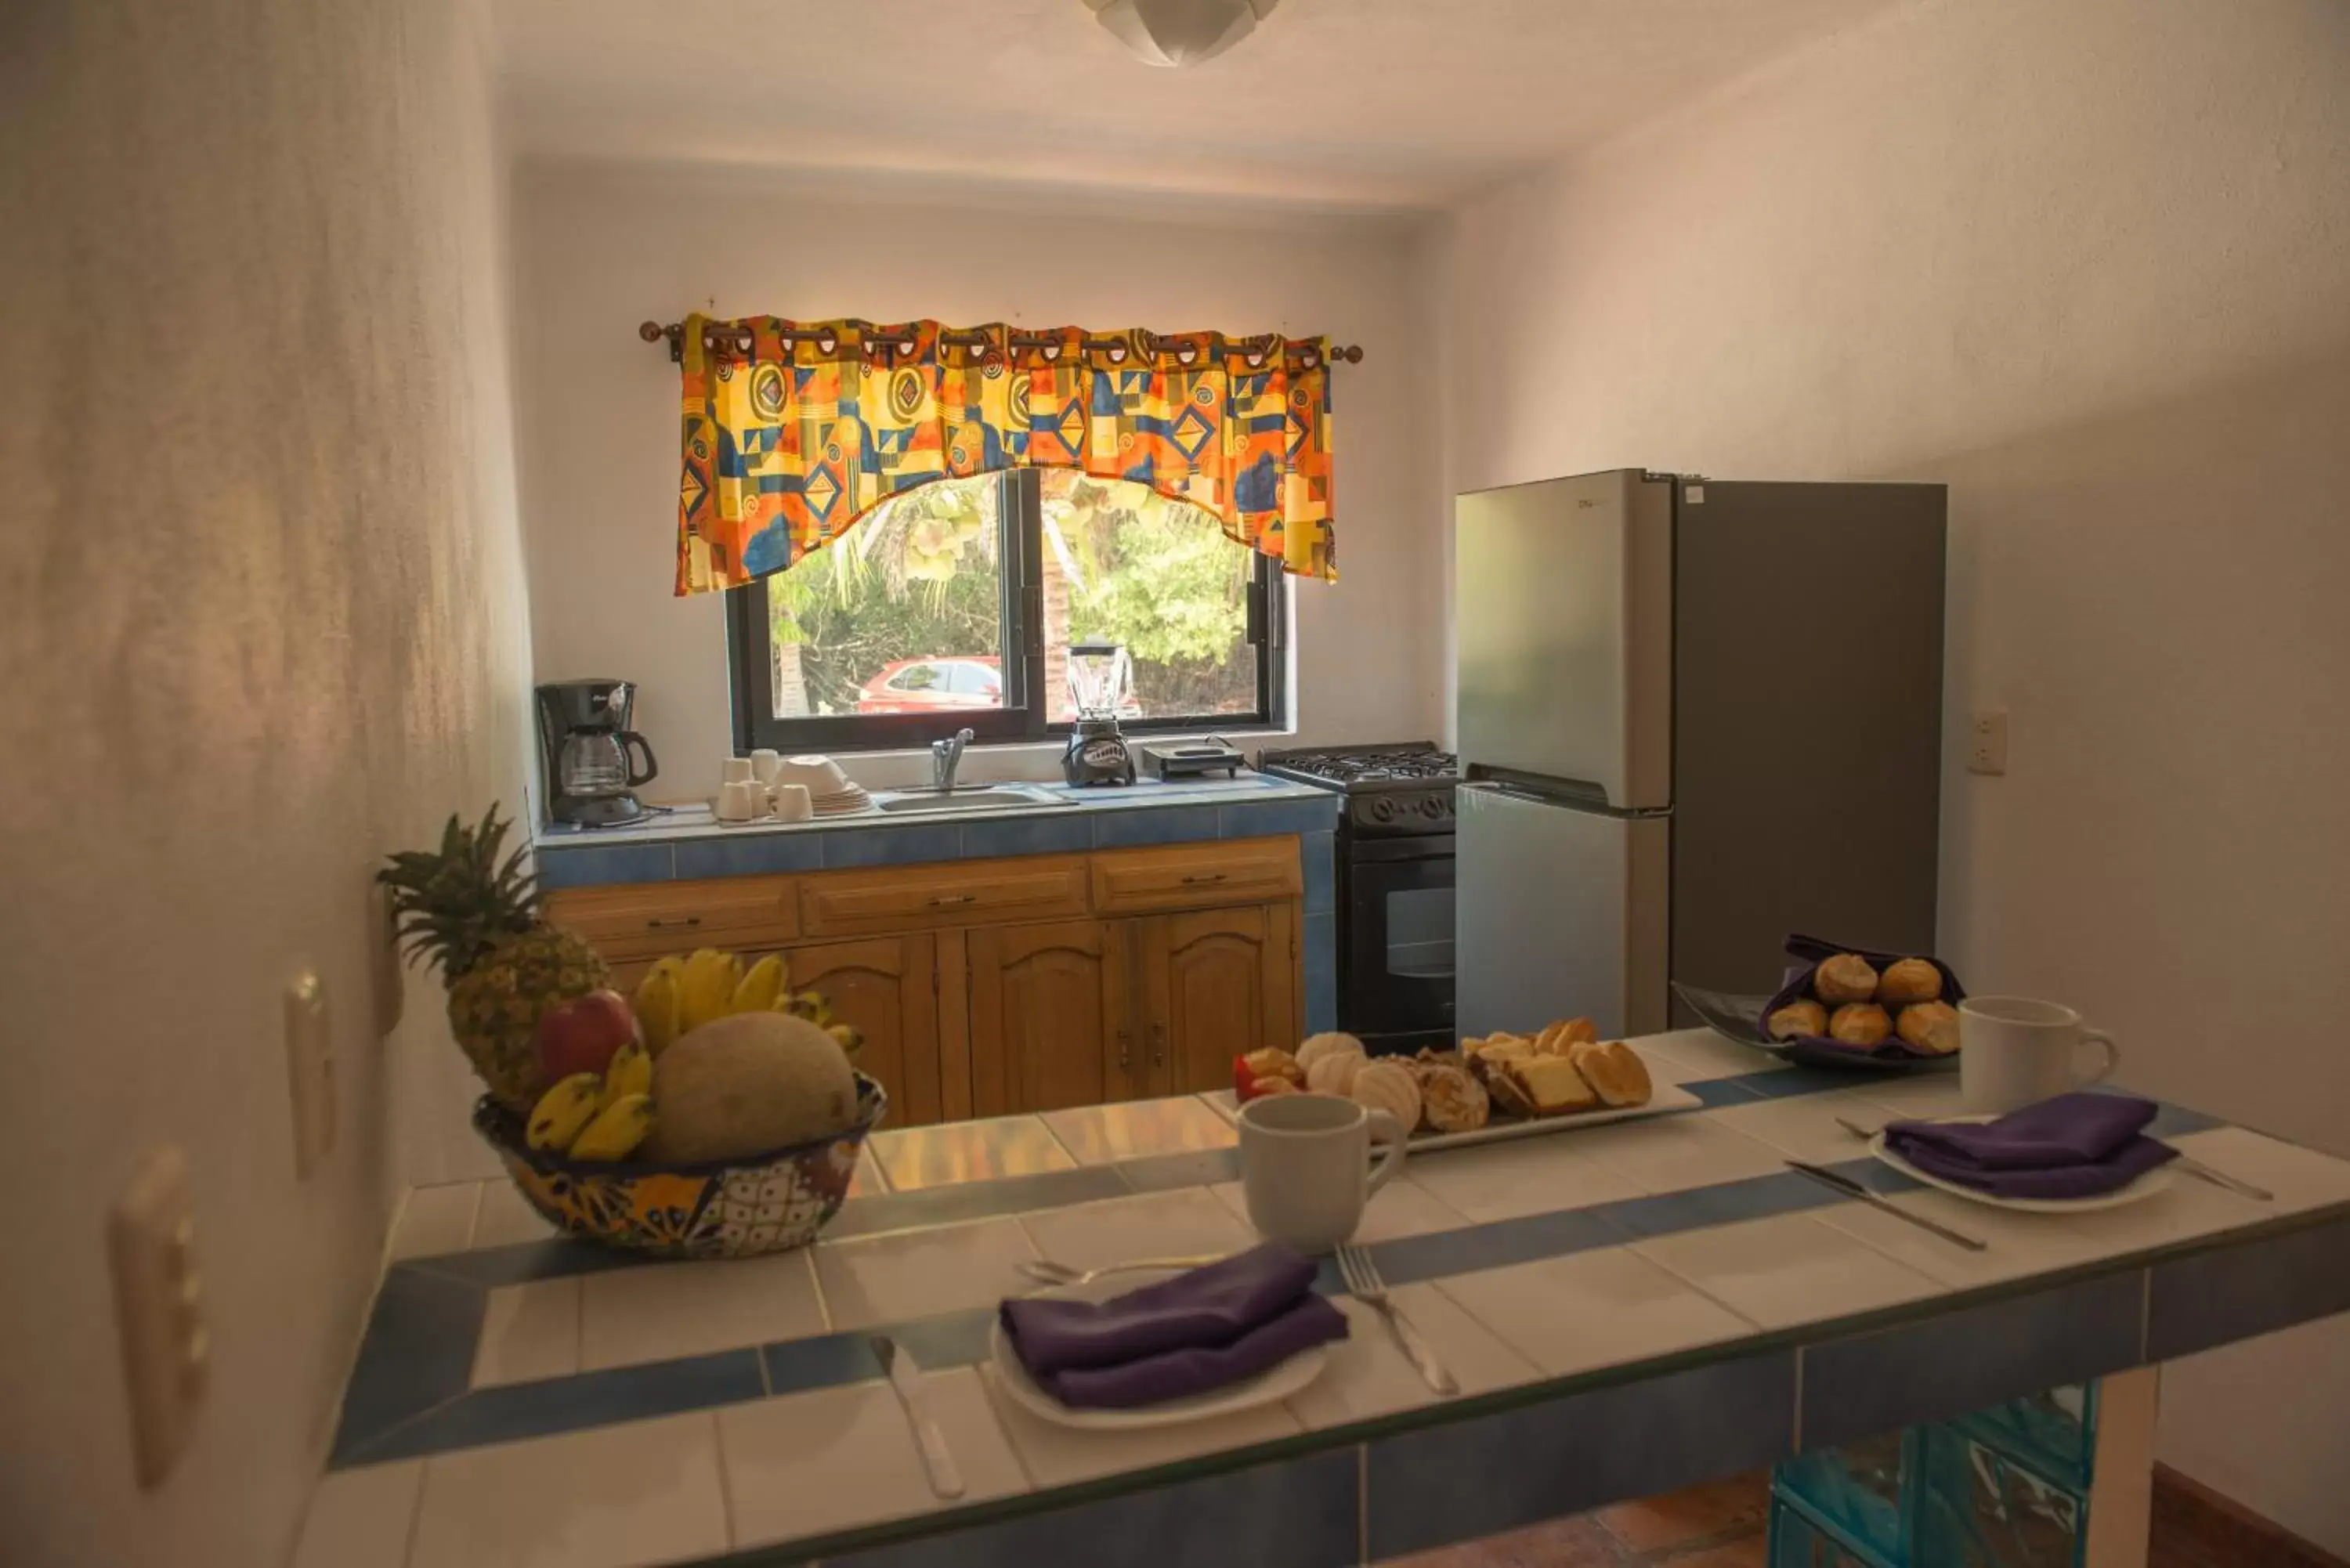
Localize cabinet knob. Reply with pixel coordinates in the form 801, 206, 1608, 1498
927, 893, 976, 908
1116, 1027, 1132, 1073
1179, 873, 1227, 886
645, 916, 702, 930
1151, 1022, 1166, 1068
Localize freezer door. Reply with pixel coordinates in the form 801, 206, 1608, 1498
1455, 470, 1674, 808
1455, 782, 1669, 1041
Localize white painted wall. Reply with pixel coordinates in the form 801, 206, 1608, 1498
0, 0, 530, 1559
1425, 0, 2350, 1546
513, 164, 1447, 796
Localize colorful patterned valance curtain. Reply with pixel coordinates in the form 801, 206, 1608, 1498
673, 315, 1336, 596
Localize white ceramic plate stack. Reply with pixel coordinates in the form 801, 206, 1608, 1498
776, 754, 873, 818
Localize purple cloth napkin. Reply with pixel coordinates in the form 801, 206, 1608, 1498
1886, 1093, 2178, 1200
999, 1243, 1348, 1410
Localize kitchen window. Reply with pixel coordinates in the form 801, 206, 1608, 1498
726, 469, 1286, 753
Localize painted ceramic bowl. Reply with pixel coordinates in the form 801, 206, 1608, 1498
472, 1072, 888, 1259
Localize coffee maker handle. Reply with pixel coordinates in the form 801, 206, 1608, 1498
620, 730, 659, 787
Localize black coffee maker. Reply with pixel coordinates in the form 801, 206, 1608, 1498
536, 679, 659, 827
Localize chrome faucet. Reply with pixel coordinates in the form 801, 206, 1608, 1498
930, 728, 976, 793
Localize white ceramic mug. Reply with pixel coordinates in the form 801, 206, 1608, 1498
1959, 995, 2120, 1114
715, 779, 763, 822
750, 748, 783, 786
721, 756, 756, 786
770, 783, 812, 823
1236, 1093, 1406, 1253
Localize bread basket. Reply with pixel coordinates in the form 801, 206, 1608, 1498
1761, 934, 1966, 1067
471, 1071, 888, 1259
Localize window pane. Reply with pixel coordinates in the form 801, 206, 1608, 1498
1038, 470, 1260, 724
762, 478, 1006, 719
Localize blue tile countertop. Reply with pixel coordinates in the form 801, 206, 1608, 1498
294, 1031, 2350, 1568
532, 773, 1340, 890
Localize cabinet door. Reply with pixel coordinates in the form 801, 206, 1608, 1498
1141, 905, 1299, 1096
967, 920, 1129, 1117
785, 934, 943, 1129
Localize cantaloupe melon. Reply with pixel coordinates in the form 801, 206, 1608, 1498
643, 1012, 858, 1164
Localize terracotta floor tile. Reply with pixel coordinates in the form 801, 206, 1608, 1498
1658, 1539, 1768, 1568
1597, 1474, 1770, 1555
1379, 1512, 1625, 1567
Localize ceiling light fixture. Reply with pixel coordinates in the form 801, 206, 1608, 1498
1083, 0, 1280, 67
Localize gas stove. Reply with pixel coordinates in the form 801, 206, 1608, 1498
1257, 742, 1459, 837
1258, 742, 1459, 1052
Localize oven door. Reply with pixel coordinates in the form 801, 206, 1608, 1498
1341, 835, 1456, 1054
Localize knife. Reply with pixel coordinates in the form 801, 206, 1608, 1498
1784, 1160, 1988, 1252
870, 1335, 964, 1498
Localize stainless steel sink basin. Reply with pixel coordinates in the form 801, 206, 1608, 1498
873, 786, 1062, 815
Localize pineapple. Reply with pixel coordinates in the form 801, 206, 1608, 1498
378, 805, 609, 1112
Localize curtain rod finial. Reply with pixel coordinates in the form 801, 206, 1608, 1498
638, 320, 670, 343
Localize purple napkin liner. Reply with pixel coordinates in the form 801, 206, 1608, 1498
1761, 932, 1968, 1066
999, 1243, 1350, 1410
1886, 1092, 2178, 1201
1029, 1295, 1348, 1410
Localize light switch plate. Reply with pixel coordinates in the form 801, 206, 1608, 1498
110, 1145, 208, 1489
285, 968, 336, 1178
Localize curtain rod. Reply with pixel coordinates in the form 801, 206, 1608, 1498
636, 320, 1365, 365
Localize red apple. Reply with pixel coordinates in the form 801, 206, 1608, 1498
534, 989, 638, 1080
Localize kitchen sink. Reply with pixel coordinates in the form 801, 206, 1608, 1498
873, 786, 1063, 815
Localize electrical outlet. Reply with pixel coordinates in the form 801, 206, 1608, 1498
110, 1146, 208, 1489
285, 968, 336, 1178
1969, 708, 2009, 775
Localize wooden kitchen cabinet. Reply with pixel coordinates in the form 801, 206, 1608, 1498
966, 919, 1130, 1118
548, 834, 1310, 1128
1133, 904, 1300, 1097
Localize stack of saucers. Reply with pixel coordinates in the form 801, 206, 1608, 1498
776, 754, 874, 818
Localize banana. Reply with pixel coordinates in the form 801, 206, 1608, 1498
680, 948, 743, 1032
632, 960, 686, 1056
781, 989, 833, 1028
568, 1093, 655, 1161
731, 954, 787, 1016
826, 1023, 865, 1057
600, 1039, 652, 1107
526, 1074, 604, 1152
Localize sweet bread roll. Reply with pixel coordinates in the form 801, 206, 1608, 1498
1512, 1054, 1599, 1115
1568, 1039, 1653, 1107
1249, 1076, 1300, 1097
1813, 954, 1880, 1003
1295, 1031, 1366, 1073
1828, 1002, 1892, 1046
1767, 999, 1828, 1040
1533, 1017, 1599, 1056
1241, 1046, 1302, 1086
1350, 1060, 1423, 1129
1413, 1061, 1491, 1133
1896, 1001, 1960, 1055
1304, 1050, 1365, 1096
1877, 958, 1943, 1005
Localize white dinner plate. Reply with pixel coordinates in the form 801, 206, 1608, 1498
1867, 1117, 2179, 1213
988, 1267, 1329, 1432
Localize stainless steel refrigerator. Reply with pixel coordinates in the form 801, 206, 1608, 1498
1454, 469, 1947, 1040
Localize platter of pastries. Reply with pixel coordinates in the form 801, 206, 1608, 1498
1228, 1021, 1698, 1151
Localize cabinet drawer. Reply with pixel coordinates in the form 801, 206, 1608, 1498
544, 876, 799, 960
801, 855, 1090, 938
1090, 837, 1302, 916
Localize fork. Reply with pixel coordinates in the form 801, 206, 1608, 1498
1336, 1244, 1457, 1396
1835, 1115, 2272, 1201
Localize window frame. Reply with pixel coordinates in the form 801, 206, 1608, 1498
725, 468, 1288, 753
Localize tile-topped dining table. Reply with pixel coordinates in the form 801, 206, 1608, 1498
298, 1030, 2350, 1568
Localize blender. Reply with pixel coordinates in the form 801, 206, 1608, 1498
1061, 641, 1137, 786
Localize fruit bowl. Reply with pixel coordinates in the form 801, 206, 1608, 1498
472, 1071, 888, 1259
